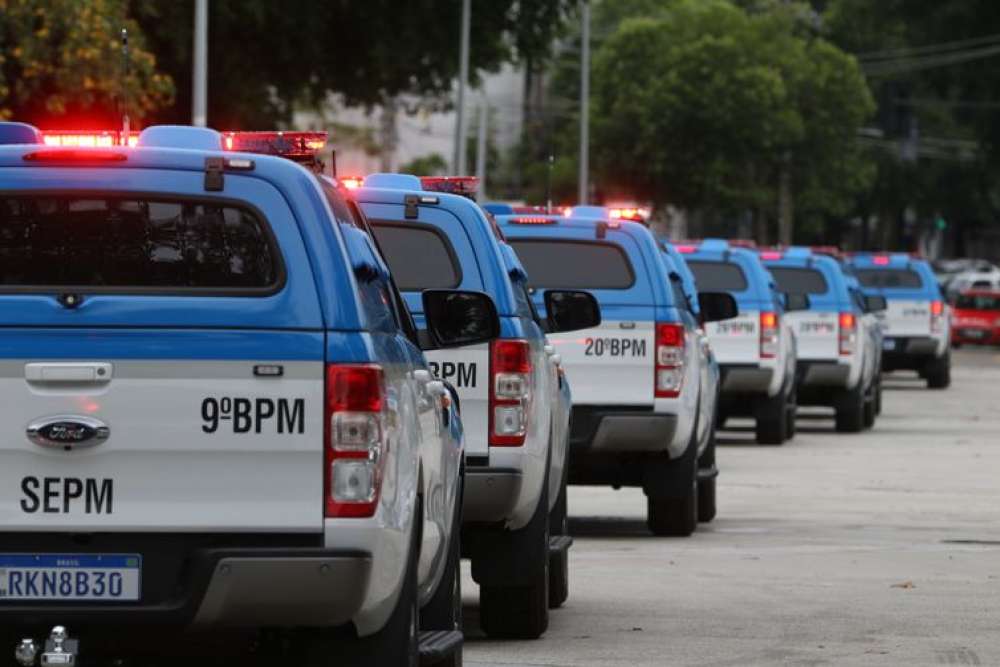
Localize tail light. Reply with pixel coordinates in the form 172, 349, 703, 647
325, 365, 390, 518
655, 323, 686, 398
490, 340, 532, 446
930, 300, 945, 333
759, 312, 779, 359
839, 312, 857, 356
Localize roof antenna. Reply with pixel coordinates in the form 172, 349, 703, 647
120, 27, 130, 144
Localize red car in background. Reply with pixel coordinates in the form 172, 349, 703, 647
951, 290, 1000, 346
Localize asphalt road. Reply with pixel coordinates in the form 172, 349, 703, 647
463, 348, 1000, 667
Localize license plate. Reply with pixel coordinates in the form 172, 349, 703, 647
883, 338, 897, 350
962, 329, 987, 339
0, 554, 140, 601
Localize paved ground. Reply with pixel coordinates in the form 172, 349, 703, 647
464, 348, 1000, 667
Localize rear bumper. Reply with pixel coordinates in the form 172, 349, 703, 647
569, 406, 678, 454
796, 360, 851, 388
0, 534, 371, 632
719, 364, 775, 394
882, 336, 946, 370
462, 467, 523, 523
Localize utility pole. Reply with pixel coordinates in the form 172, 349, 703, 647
578, 0, 591, 204
475, 97, 488, 198
192, 0, 208, 127
379, 96, 399, 172
454, 0, 471, 174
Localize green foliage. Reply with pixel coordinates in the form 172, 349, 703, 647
588, 0, 875, 223
0, 0, 173, 124
131, 0, 580, 128
399, 153, 448, 176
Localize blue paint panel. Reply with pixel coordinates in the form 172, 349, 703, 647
845, 255, 940, 300
683, 244, 777, 310
0, 329, 325, 360
761, 253, 848, 310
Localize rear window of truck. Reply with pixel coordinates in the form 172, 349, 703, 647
687, 260, 749, 291
0, 195, 281, 293
370, 222, 462, 290
508, 239, 635, 289
855, 268, 923, 289
768, 267, 829, 294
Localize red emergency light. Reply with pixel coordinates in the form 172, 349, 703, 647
759, 251, 784, 261
510, 216, 556, 225
873, 255, 891, 265
674, 244, 698, 254
41, 130, 140, 147
221, 131, 327, 161
340, 175, 364, 190
420, 176, 479, 197
608, 207, 650, 222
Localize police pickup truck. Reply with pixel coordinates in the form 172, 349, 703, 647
356, 175, 598, 639
679, 240, 800, 445
0, 124, 494, 667
497, 213, 737, 536
760, 248, 885, 432
846, 253, 951, 389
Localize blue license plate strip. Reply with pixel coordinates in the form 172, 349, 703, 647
0, 554, 141, 601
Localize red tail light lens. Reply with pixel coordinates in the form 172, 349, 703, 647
839, 312, 857, 356
655, 323, 686, 398
759, 312, 779, 358
23, 150, 127, 163
490, 340, 532, 446
930, 300, 945, 332
325, 365, 389, 518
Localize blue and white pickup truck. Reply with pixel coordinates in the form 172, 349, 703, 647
355, 174, 598, 639
846, 253, 951, 389
0, 123, 494, 666
497, 214, 737, 536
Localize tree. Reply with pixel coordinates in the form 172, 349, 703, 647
399, 153, 448, 176
588, 0, 874, 242
0, 0, 173, 125
131, 0, 580, 128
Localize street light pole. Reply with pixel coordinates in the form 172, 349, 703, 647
454, 0, 471, 174
578, 0, 590, 204
192, 0, 208, 127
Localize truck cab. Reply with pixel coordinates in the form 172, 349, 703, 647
354, 175, 596, 639
679, 240, 799, 445
0, 126, 495, 666
761, 248, 884, 432
497, 214, 737, 536
846, 253, 951, 389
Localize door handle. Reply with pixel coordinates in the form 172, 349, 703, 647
25, 363, 112, 383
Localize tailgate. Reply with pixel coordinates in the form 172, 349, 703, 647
705, 311, 760, 364
786, 311, 838, 360
884, 299, 932, 337
426, 344, 489, 456
547, 321, 654, 406
0, 331, 325, 532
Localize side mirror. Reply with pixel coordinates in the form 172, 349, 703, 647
864, 295, 888, 313
697, 291, 739, 323
543, 290, 601, 333
783, 292, 811, 312
421, 290, 500, 349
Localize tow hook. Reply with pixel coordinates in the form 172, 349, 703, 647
14, 627, 78, 667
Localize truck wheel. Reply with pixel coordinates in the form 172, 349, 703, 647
755, 385, 789, 445
478, 472, 550, 639
548, 477, 569, 610
647, 475, 697, 536
421, 477, 463, 666
863, 382, 877, 429
697, 423, 717, 523
835, 383, 865, 433
875, 377, 883, 416
926, 354, 951, 389
785, 385, 798, 439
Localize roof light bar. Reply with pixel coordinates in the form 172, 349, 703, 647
873, 255, 891, 265
510, 216, 556, 225
420, 176, 480, 197
41, 130, 140, 147
221, 131, 327, 161
340, 175, 364, 190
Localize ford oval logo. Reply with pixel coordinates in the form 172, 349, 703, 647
27, 415, 110, 450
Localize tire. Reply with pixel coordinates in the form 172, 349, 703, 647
785, 384, 798, 440
874, 376, 883, 416
756, 385, 789, 445
647, 475, 697, 536
835, 382, 865, 433
548, 476, 569, 610
926, 354, 951, 389
478, 470, 550, 639
421, 477, 463, 667
863, 381, 877, 429
306, 502, 421, 667
697, 422, 717, 524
